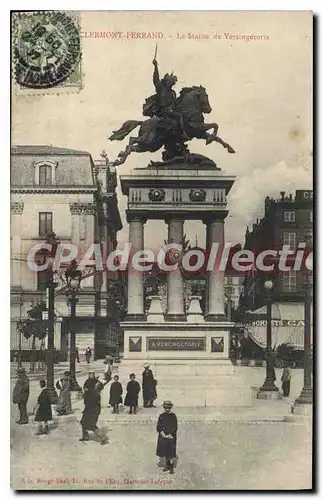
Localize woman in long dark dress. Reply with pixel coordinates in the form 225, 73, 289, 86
124, 373, 141, 414
80, 379, 109, 445
55, 371, 72, 415
34, 380, 52, 435
12, 367, 29, 424
142, 364, 157, 408
156, 401, 178, 474
109, 375, 123, 413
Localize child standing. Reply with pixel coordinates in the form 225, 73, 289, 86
34, 380, 52, 435
156, 401, 178, 474
109, 375, 123, 414
124, 373, 141, 414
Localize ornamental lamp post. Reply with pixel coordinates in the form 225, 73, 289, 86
257, 278, 280, 399
65, 259, 83, 392
293, 233, 313, 413
45, 231, 59, 404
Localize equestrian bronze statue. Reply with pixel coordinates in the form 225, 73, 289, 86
109, 56, 235, 167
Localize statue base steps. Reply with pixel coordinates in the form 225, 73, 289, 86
116, 361, 253, 407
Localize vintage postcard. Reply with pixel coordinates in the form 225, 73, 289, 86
11, 10, 313, 491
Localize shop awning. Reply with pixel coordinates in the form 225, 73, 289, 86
245, 302, 313, 350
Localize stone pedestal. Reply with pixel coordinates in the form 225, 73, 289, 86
146, 295, 164, 323
118, 164, 250, 407
187, 296, 204, 323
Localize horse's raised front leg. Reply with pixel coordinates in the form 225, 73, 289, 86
204, 131, 235, 153
203, 122, 219, 138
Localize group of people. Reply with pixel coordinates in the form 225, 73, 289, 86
11, 363, 180, 475
108, 363, 158, 414
80, 368, 177, 473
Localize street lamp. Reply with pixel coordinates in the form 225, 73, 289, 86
65, 259, 82, 392
257, 279, 279, 398
294, 233, 313, 412
45, 231, 59, 404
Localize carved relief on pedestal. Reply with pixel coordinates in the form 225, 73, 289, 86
189, 188, 206, 202
148, 188, 165, 202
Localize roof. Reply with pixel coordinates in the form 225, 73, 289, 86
245, 302, 313, 350
11, 145, 91, 156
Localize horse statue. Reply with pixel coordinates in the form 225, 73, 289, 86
109, 85, 235, 167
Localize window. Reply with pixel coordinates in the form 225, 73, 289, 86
283, 231, 296, 250
282, 270, 297, 292
310, 211, 313, 223
39, 212, 53, 236
33, 160, 58, 185
37, 270, 48, 291
284, 211, 295, 222
39, 165, 52, 185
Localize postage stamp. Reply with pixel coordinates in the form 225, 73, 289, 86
12, 11, 82, 94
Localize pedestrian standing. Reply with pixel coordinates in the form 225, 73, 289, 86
142, 363, 157, 407
124, 373, 141, 414
12, 367, 30, 424
80, 378, 109, 445
281, 364, 292, 397
76, 347, 80, 363
55, 371, 72, 415
156, 401, 178, 475
34, 380, 52, 435
85, 347, 92, 364
109, 375, 123, 414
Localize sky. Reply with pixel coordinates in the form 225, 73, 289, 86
12, 10, 313, 248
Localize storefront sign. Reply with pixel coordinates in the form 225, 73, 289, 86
235, 319, 305, 328
147, 338, 205, 351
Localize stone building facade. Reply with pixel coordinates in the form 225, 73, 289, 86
10, 146, 122, 360
241, 189, 313, 311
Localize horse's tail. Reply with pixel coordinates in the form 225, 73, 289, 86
109, 120, 142, 141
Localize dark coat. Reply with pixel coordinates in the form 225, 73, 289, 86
156, 412, 178, 458
142, 369, 157, 402
80, 389, 101, 431
109, 381, 123, 405
35, 388, 52, 422
124, 380, 140, 407
13, 375, 30, 404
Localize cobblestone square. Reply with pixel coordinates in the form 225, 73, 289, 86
11, 371, 312, 491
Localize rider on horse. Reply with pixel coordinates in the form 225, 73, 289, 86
142, 59, 190, 141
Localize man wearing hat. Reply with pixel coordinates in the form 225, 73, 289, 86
156, 401, 178, 474
12, 367, 30, 424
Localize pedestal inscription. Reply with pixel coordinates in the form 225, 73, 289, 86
147, 337, 206, 351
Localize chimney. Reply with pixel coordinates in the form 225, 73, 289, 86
280, 191, 285, 200
265, 196, 271, 212
289, 194, 293, 201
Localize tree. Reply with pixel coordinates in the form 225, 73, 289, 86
16, 301, 48, 373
